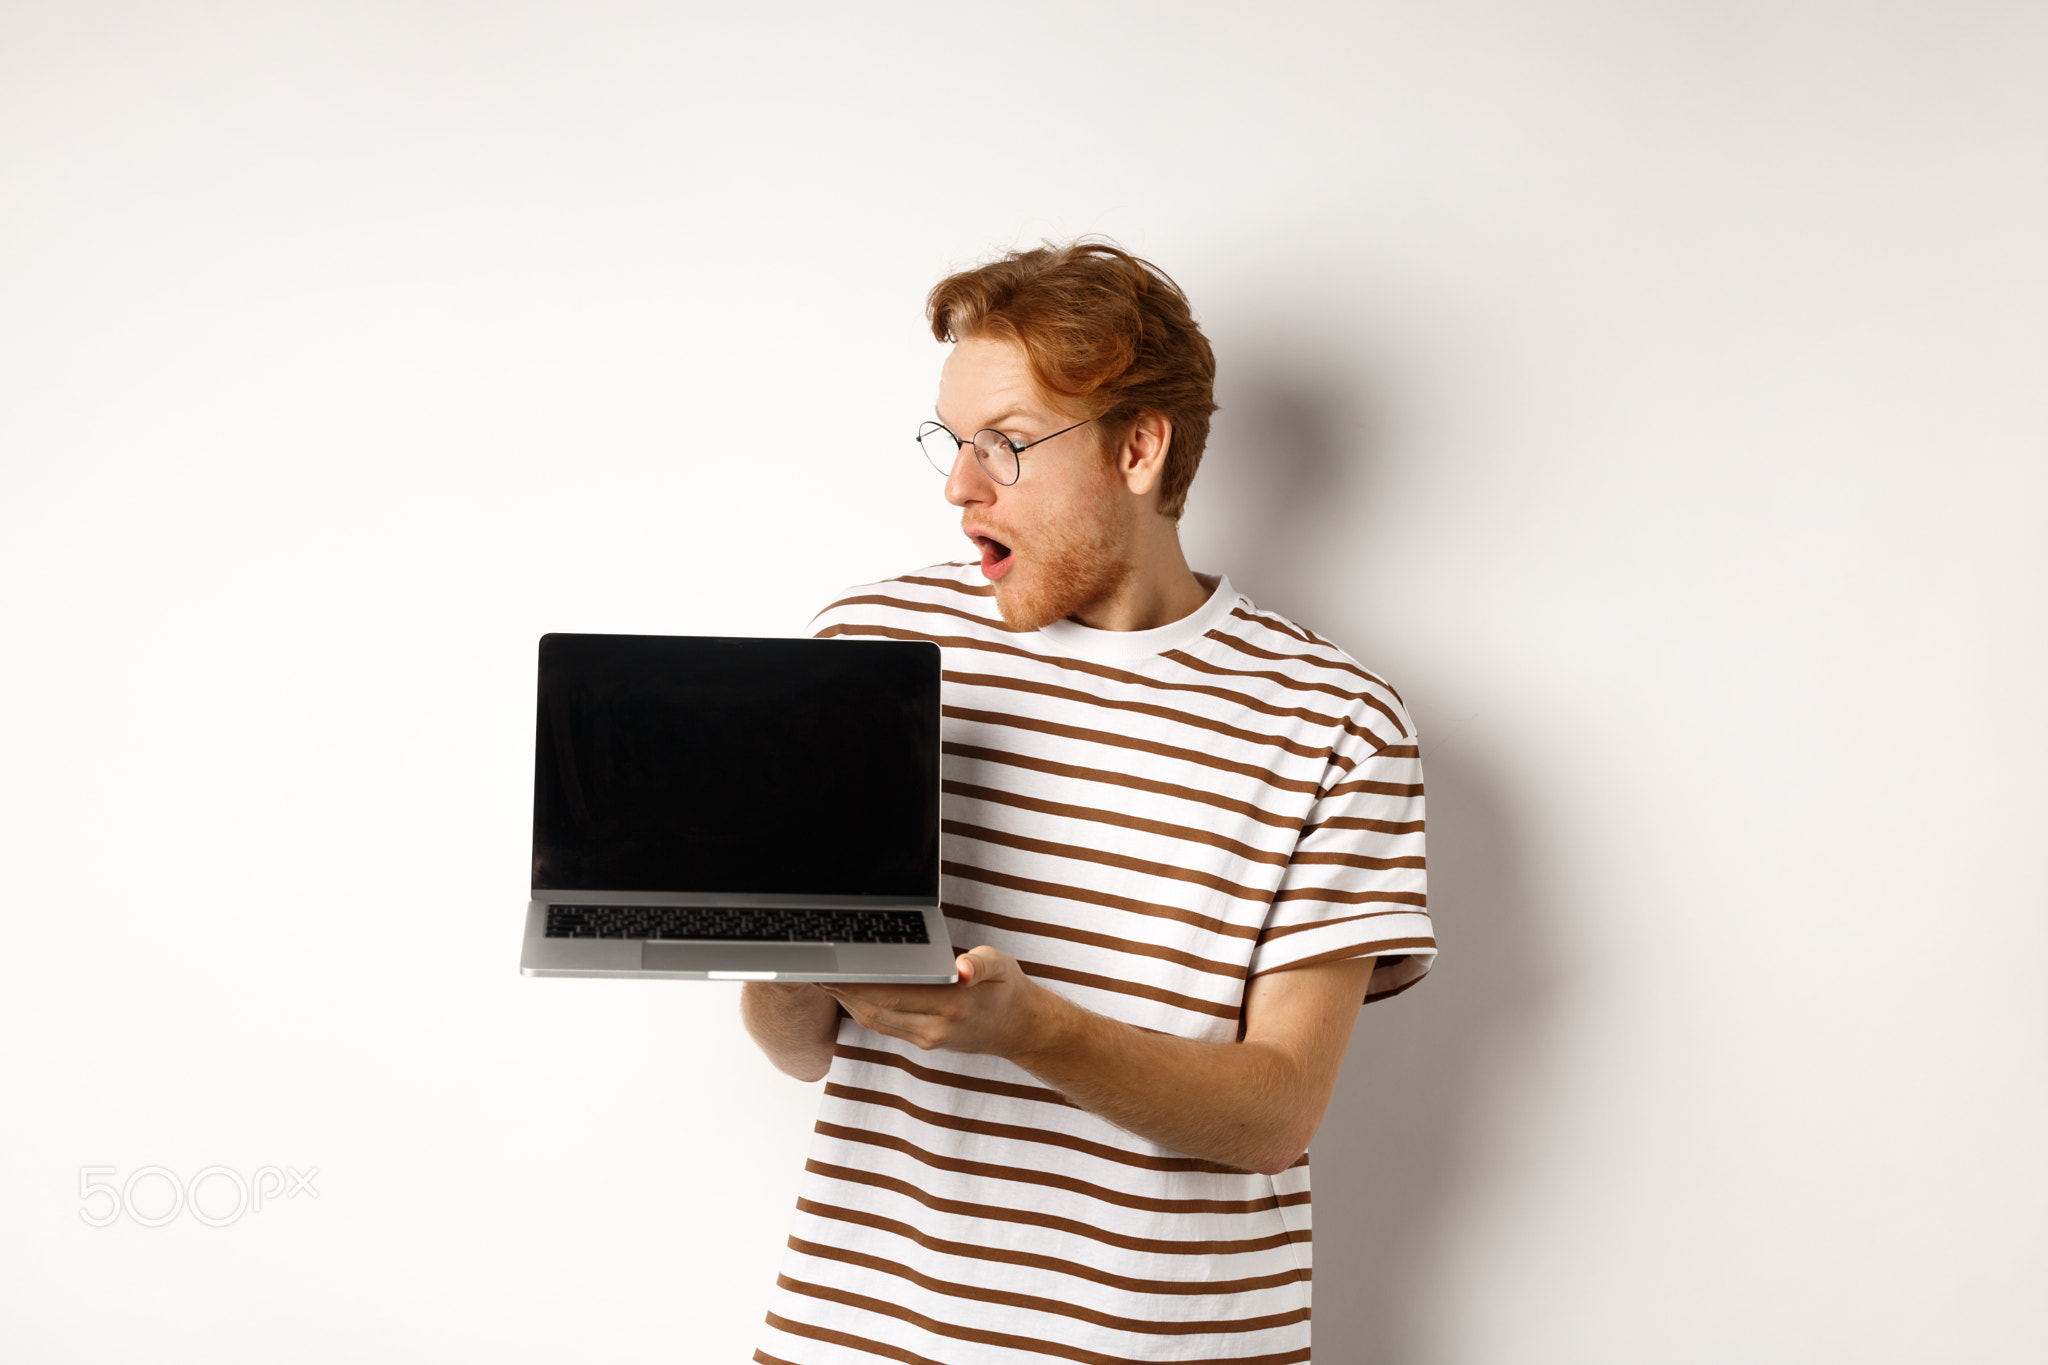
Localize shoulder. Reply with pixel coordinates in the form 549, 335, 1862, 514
1201, 592, 1417, 755
806, 561, 1012, 643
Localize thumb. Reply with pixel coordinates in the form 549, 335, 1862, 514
955, 945, 1004, 987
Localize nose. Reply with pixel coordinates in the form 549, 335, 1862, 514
943, 437, 993, 508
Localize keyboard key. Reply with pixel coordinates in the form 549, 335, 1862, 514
544, 905, 929, 945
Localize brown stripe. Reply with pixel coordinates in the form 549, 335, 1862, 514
752, 1350, 802, 1365
825, 1082, 1249, 1174
1259, 914, 1429, 944
949, 671, 1339, 764
1229, 606, 1322, 649
829, 593, 1018, 632
762, 1312, 951, 1365
794, 1199, 1310, 1296
1017, 959, 1243, 1021
1367, 969, 1431, 1002
787, 1238, 1310, 1336
1322, 777, 1425, 798
817, 622, 939, 644
953, 663, 1392, 765
1301, 816, 1425, 836
822, 620, 1376, 749
943, 741, 1302, 831
895, 573, 993, 597
1257, 938, 1437, 976
813, 1124, 1276, 1213
944, 861, 1260, 941
946, 821, 1276, 905
1229, 609, 1391, 710
833, 1043, 1072, 1108
945, 706, 1321, 797
1287, 850, 1427, 871
944, 780, 1291, 867
946, 901, 1245, 980
1210, 621, 1397, 695
969, 635, 1351, 732
776, 1277, 1313, 1365
1163, 648, 1405, 740
1271, 886, 1428, 907
803, 1160, 1308, 1256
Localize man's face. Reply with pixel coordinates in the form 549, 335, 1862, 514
937, 335, 1135, 632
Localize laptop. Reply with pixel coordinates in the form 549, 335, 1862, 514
518, 632, 959, 983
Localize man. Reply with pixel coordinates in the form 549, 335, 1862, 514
743, 241, 1433, 1365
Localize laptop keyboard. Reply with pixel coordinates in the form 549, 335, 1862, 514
544, 905, 930, 944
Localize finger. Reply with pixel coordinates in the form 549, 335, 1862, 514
842, 1007, 927, 1048
958, 945, 1007, 987
834, 984, 960, 1015
827, 995, 887, 1033
829, 994, 929, 1030
822, 985, 905, 1010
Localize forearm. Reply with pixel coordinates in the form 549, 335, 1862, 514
824, 952, 1373, 1172
1012, 991, 1316, 1176
740, 982, 842, 1082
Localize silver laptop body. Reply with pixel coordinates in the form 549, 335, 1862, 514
519, 633, 957, 983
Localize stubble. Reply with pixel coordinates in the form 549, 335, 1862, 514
989, 469, 1136, 633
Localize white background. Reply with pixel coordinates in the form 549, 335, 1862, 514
3, 2, 2043, 1361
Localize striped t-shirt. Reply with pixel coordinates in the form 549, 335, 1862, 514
756, 563, 1433, 1365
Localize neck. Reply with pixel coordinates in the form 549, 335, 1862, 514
1070, 515, 1211, 632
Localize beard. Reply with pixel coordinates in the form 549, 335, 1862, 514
988, 473, 1137, 633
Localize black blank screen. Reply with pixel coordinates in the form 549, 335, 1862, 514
531, 634, 940, 897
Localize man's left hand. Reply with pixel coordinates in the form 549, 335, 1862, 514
821, 945, 1058, 1059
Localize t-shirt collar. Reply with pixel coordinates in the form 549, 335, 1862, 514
1030, 575, 1238, 663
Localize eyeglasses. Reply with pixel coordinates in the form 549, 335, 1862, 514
916, 418, 1093, 486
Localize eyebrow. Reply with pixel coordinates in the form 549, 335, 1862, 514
933, 405, 1046, 431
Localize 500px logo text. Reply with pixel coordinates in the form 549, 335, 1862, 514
78, 1165, 320, 1227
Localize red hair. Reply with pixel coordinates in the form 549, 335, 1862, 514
927, 240, 1218, 519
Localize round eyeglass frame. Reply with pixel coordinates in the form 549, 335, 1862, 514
916, 418, 1093, 486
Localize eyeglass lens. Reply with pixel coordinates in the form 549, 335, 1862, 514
917, 423, 1021, 485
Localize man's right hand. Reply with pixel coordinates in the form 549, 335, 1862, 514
740, 981, 843, 1082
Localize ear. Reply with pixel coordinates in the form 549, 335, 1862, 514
1115, 412, 1174, 499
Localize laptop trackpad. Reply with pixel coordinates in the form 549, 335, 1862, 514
640, 942, 838, 975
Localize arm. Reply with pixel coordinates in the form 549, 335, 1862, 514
823, 947, 1376, 1175
740, 981, 843, 1083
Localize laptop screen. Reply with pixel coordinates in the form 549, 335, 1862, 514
532, 634, 940, 898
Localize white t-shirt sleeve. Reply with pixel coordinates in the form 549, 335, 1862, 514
1246, 712, 1434, 1002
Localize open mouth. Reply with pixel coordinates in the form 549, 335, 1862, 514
971, 535, 1014, 580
